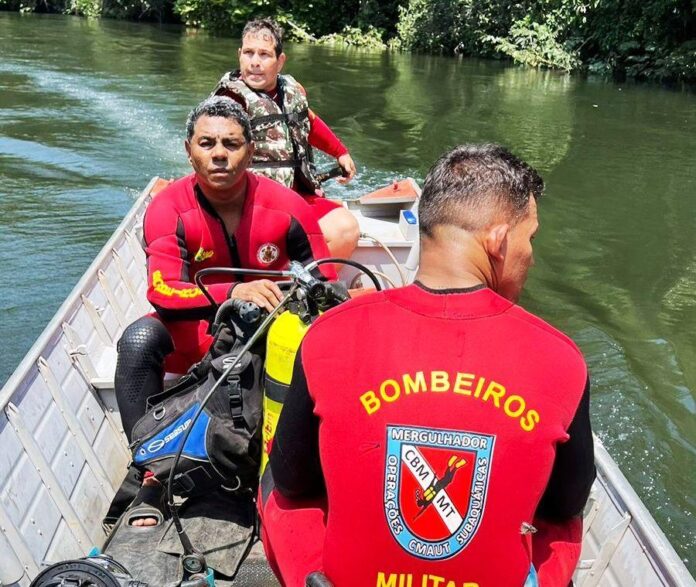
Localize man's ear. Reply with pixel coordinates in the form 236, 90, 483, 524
484, 223, 510, 262
237, 47, 242, 62
184, 139, 192, 162
277, 52, 287, 72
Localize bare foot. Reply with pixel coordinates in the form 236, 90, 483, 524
131, 516, 159, 527
129, 477, 162, 527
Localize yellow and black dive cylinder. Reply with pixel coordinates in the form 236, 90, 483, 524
261, 309, 312, 475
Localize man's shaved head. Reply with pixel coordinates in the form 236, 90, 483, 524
418, 144, 544, 237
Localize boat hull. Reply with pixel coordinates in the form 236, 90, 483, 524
0, 179, 693, 586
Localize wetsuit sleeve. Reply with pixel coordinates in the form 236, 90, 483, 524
308, 111, 349, 158
298, 83, 347, 158
532, 378, 595, 586
536, 378, 595, 520
286, 213, 338, 281
270, 345, 324, 498
143, 197, 235, 318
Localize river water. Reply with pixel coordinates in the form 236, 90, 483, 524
1, 13, 695, 572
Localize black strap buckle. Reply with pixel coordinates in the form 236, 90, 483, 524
227, 375, 246, 429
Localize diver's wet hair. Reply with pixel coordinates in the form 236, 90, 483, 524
186, 96, 252, 143
418, 144, 544, 236
242, 18, 284, 57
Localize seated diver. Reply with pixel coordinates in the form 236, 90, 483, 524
113, 96, 336, 527
263, 145, 596, 586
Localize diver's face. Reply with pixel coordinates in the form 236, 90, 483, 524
185, 115, 253, 200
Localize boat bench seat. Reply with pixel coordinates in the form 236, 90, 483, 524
65, 325, 182, 416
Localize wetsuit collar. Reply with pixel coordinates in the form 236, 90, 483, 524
385, 282, 514, 319
414, 280, 487, 295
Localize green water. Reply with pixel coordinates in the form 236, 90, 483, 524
1, 13, 694, 572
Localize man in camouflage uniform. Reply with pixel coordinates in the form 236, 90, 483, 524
213, 19, 360, 259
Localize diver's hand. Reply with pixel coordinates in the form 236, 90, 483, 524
231, 280, 283, 312
337, 153, 356, 184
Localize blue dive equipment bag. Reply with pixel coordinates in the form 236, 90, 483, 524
130, 312, 264, 497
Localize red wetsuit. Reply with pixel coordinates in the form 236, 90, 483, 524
143, 171, 335, 373
265, 283, 595, 586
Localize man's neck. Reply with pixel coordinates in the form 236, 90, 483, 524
415, 231, 496, 292
198, 174, 248, 219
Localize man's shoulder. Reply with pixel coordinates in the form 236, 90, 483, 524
507, 302, 585, 364
251, 174, 312, 213
280, 73, 301, 87
150, 174, 197, 207
213, 70, 245, 92
280, 74, 308, 99
305, 291, 390, 340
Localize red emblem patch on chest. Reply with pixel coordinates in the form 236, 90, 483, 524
257, 243, 280, 264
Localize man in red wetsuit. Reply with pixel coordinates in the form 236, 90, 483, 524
264, 145, 595, 586
113, 96, 335, 526
213, 19, 360, 259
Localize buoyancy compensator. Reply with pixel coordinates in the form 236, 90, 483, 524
129, 298, 265, 497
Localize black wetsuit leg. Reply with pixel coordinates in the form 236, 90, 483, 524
114, 315, 174, 443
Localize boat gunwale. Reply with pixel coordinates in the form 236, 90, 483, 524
592, 437, 696, 585
0, 176, 158, 411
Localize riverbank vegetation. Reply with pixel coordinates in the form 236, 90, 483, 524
2, 0, 694, 83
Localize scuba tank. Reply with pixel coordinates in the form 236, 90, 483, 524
260, 260, 377, 478
261, 306, 312, 475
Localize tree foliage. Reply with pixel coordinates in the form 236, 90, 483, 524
1, 0, 693, 82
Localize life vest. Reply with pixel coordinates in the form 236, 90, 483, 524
214, 71, 320, 193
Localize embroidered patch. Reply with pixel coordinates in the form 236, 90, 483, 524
257, 243, 280, 264
384, 425, 495, 560
194, 247, 214, 262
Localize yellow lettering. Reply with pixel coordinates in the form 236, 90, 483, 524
360, 391, 381, 415
429, 576, 445, 587
504, 394, 526, 418
463, 583, 480, 587
430, 371, 450, 392
445, 581, 456, 587
453, 372, 475, 395
380, 379, 401, 402
193, 248, 214, 262
152, 270, 202, 299
520, 409, 540, 431
482, 381, 506, 407
403, 371, 426, 394
377, 572, 397, 587
473, 377, 486, 398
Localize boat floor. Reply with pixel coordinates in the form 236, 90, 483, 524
104, 487, 277, 585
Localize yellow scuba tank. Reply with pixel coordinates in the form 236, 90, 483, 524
261, 309, 311, 475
